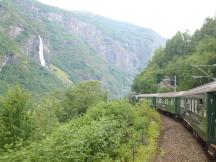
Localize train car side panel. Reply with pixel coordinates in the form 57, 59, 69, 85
207, 92, 216, 144
180, 94, 208, 141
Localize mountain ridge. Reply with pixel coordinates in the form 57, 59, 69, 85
0, 0, 165, 97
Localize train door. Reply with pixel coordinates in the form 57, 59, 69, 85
207, 92, 216, 144
175, 97, 181, 116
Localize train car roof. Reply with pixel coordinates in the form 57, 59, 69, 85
181, 80, 216, 96
134, 81, 216, 98
136, 91, 186, 98
156, 91, 186, 97
137, 93, 158, 98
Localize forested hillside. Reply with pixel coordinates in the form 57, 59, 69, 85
0, 0, 165, 97
133, 17, 216, 93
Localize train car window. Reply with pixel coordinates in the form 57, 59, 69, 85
185, 99, 190, 111
194, 100, 197, 114
193, 99, 196, 113
191, 99, 194, 113
194, 99, 196, 113
203, 106, 207, 117
197, 99, 203, 116
180, 99, 184, 107
189, 99, 192, 112
199, 99, 203, 104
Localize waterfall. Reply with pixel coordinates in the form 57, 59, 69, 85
38, 35, 46, 67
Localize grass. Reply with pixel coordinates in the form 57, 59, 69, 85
133, 109, 162, 162
50, 64, 73, 86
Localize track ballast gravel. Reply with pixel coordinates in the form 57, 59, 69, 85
155, 114, 209, 162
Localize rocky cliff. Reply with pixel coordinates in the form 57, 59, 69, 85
0, 0, 165, 97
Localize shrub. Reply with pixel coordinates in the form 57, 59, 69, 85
60, 80, 107, 122
0, 86, 34, 149
32, 96, 60, 140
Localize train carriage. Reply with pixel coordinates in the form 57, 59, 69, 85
179, 81, 216, 155
136, 93, 158, 107
131, 80, 216, 156
155, 91, 185, 117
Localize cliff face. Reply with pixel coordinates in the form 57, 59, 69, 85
0, 0, 165, 97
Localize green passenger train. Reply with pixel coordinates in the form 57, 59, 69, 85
131, 80, 216, 156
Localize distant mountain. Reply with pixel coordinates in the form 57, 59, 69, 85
0, 0, 165, 97
132, 17, 216, 93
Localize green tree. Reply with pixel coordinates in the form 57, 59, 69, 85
59, 80, 107, 122
32, 96, 60, 140
0, 86, 34, 148
132, 17, 216, 93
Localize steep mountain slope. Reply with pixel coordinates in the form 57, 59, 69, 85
133, 17, 216, 93
0, 0, 165, 97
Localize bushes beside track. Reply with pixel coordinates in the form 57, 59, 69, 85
0, 82, 162, 162
0, 100, 162, 162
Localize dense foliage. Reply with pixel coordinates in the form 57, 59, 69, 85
133, 17, 216, 93
0, 86, 34, 149
59, 80, 107, 122
0, 82, 161, 162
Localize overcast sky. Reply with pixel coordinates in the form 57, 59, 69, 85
38, 0, 216, 38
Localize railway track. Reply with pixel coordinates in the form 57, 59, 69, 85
155, 114, 211, 162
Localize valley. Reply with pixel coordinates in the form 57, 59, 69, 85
0, 0, 165, 98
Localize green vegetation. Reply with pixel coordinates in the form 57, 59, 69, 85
0, 59, 66, 95
0, 0, 165, 98
50, 64, 73, 85
0, 1, 165, 159
0, 82, 161, 162
59, 80, 107, 122
133, 17, 216, 93
0, 86, 34, 149
0, 33, 20, 56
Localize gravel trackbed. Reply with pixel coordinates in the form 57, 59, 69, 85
155, 115, 209, 162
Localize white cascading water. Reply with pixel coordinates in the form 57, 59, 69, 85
38, 35, 46, 67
